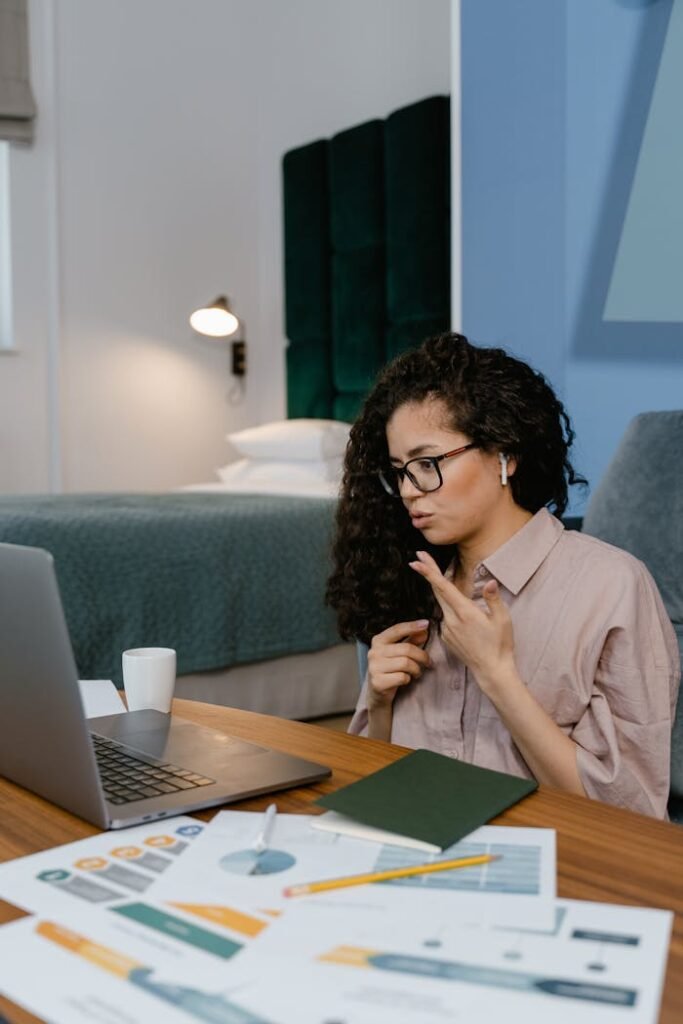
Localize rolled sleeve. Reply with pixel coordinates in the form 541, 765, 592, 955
571, 561, 680, 818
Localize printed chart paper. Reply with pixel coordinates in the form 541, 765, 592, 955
0, 905, 277, 1024
0, 817, 204, 917
0, 897, 671, 1024
152, 811, 557, 928
150, 810, 382, 913
226, 897, 673, 1024
78, 678, 126, 718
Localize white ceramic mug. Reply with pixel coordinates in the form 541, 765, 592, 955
122, 647, 176, 713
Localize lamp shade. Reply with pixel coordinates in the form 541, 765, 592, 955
189, 295, 240, 337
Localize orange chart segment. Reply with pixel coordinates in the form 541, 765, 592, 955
319, 945, 376, 968
169, 902, 267, 938
35, 920, 143, 978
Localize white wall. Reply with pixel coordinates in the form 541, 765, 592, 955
1, 0, 451, 494
0, 0, 58, 492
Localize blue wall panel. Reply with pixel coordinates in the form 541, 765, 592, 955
461, 0, 683, 513
461, 0, 566, 389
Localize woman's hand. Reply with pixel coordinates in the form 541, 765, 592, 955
408, 551, 515, 693
367, 620, 431, 711
408, 551, 585, 797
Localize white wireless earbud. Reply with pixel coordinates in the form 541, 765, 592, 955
499, 453, 508, 486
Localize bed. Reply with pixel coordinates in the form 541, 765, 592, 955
0, 95, 450, 720
0, 419, 358, 720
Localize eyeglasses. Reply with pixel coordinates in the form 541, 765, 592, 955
378, 443, 476, 496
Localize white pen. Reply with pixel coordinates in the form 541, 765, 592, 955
251, 803, 277, 854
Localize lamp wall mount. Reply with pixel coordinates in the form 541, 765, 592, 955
231, 339, 246, 377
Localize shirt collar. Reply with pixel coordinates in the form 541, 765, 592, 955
482, 507, 564, 596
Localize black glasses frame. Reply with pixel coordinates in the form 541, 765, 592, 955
378, 443, 476, 496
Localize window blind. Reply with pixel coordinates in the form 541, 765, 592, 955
0, 0, 36, 144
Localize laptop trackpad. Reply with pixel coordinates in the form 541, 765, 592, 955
90, 709, 268, 766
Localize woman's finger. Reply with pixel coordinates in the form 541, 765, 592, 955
370, 653, 425, 679
409, 551, 471, 612
373, 619, 430, 645
374, 671, 413, 690
375, 641, 431, 667
482, 578, 505, 618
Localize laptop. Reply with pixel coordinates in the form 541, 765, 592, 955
0, 542, 331, 829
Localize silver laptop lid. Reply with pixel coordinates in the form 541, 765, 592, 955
0, 542, 109, 828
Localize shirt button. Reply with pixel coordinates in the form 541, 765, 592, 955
445, 749, 459, 759
477, 566, 487, 579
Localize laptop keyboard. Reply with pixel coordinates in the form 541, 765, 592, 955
92, 733, 216, 805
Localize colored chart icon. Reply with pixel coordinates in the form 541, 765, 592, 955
219, 848, 296, 876
144, 835, 175, 848
176, 825, 203, 837
75, 857, 108, 871
37, 869, 70, 883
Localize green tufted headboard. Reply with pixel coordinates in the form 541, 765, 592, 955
283, 95, 451, 422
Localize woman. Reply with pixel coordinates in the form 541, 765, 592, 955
327, 334, 679, 818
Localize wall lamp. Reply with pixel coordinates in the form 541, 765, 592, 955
189, 295, 246, 376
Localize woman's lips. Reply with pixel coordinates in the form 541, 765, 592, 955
410, 512, 433, 528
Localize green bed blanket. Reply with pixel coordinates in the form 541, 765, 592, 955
0, 492, 342, 685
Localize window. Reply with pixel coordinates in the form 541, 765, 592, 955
0, 140, 12, 350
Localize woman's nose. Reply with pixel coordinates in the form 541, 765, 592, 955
399, 473, 423, 499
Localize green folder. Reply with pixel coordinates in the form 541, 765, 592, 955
316, 749, 537, 850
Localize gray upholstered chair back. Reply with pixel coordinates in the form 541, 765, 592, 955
582, 410, 683, 804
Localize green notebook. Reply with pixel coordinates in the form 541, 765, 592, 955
316, 749, 537, 850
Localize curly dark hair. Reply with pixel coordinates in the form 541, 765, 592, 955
326, 332, 587, 644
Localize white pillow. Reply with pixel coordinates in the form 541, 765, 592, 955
227, 419, 351, 461
217, 457, 341, 485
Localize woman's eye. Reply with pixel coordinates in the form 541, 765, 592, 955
414, 459, 435, 471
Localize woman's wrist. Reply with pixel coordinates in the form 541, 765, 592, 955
366, 700, 393, 741
367, 691, 393, 712
473, 657, 523, 706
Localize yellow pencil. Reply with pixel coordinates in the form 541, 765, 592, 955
283, 852, 500, 897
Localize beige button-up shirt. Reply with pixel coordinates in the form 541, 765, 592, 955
349, 509, 680, 819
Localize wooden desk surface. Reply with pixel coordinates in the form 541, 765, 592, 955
1, 698, 682, 1024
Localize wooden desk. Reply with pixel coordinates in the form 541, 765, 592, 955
1, 699, 683, 1024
